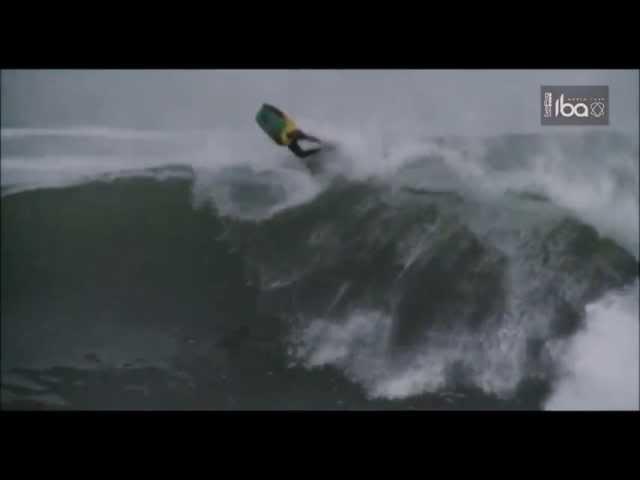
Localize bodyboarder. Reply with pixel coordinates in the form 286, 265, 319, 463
256, 103, 324, 159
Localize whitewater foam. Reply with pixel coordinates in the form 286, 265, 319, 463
545, 279, 639, 410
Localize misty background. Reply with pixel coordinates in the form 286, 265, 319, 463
1, 70, 638, 136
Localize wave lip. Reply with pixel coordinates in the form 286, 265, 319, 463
1, 126, 195, 141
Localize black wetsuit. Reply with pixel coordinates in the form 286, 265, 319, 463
287, 130, 323, 158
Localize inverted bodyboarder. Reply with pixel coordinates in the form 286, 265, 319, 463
255, 103, 326, 159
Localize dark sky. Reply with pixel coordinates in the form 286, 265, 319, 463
2, 70, 637, 136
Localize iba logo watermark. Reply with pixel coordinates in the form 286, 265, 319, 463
541, 86, 609, 126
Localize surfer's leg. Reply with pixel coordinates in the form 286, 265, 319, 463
296, 131, 322, 143
289, 141, 322, 159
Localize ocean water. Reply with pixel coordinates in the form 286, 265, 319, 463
1, 126, 638, 410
